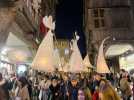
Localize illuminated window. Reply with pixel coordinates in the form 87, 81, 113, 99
65, 48, 69, 55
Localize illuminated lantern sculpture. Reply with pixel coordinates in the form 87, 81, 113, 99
83, 54, 93, 72
31, 16, 55, 72
69, 32, 84, 73
96, 37, 110, 73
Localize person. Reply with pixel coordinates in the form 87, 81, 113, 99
39, 79, 51, 100
120, 73, 132, 100
17, 77, 30, 100
93, 74, 101, 93
83, 78, 92, 100
49, 77, 60, 100
78, 88, 85, 100
0, 73, 10, 100
59, 75, 70, 100
27, 78, 32, 99
92, 86, 99, 100
68, 76, 79, 100
99, 79, 120, 100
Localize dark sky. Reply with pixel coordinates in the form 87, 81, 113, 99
55, 0, 86, 57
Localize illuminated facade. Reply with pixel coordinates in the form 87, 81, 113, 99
54, 39, 70, 62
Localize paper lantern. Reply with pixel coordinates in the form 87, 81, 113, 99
96, 37, 110, 73
32, 16, 55, 72
31, 30, 55, 72
69, 34, 84, 73
83, 54, 93, 72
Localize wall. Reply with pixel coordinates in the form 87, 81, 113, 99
84, 0, 134, 65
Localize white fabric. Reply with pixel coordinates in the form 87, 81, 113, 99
63, 63, 69, 72
97, 37, 110, 73
32, 16, 56, 72
43, 16, 55, 30
83, 54, 93, 72
31, 30, 55, 72
69, 36, 84, 73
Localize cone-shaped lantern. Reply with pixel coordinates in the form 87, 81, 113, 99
63, 63, 69, 72
69, 32, 84, 73
97, 37, 110, 73
83, 54, 93, 72
31, 16, 55, 72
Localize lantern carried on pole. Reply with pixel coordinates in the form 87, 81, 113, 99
31, 16, 55, 72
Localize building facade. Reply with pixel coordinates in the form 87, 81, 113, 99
84, 0, 134, 65
22, 0, 58, 41
54, 39, 70, 63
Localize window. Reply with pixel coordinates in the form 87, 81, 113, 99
101, 19, 105, 27
93, 9, 105, 28
100, 9, 104, 17
94, 19, 99, 28
93, 9, 99, 17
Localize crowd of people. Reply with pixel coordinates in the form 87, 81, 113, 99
0, 69, 133, 100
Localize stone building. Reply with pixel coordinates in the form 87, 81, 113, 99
84, 0, 134, 66
0, 0, 59, 47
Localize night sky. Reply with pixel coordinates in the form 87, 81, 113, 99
55, 0, 86, 57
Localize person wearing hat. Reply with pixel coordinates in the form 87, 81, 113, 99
16, 77, 30, 100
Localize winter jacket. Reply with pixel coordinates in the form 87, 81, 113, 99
99, 80, 120, 100
18, 85, 30, 100
0, 80, 10, 100
49, 84, 60, 100
120, 78, 132, 97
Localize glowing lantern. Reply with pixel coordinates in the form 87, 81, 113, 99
96, 37, 110, 73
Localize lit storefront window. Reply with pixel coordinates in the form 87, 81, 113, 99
65, 48, 69, 55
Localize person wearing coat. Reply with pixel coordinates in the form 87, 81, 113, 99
0, 73, 10, 100
99, 79, 120, 100
17, 77, 30, 100
49, 78, 60, 100
59, 77, 70, 100
40, 79, 51, 100
68, 77, 79, 100
83, 78, 92, 100
120, 73, 132, 100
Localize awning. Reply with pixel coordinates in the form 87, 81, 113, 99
106, 44, 133, 57
3, 32, 33, 63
